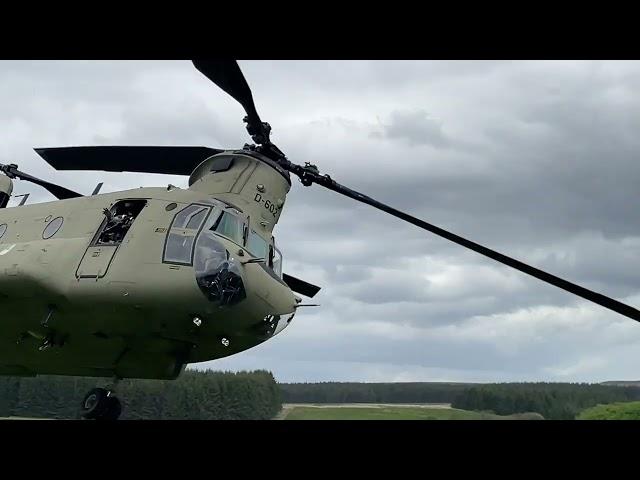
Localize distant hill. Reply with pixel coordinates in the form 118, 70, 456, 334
601, 381, 640, 387
279, 382, 475, 404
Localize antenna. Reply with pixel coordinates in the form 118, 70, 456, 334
91, 182, 104, 196
13, 193, 30, 206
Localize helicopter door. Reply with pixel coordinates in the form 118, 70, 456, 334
76, 200, 146, 279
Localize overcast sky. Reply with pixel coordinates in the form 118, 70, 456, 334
2, 60, 640, 384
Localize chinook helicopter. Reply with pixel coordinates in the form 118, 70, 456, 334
1, 60, 639, 420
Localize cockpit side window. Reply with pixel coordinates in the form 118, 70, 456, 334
163, 203, 212, 265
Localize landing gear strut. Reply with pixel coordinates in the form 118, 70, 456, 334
80, 386, 123, 420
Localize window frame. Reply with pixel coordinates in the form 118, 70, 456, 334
173, 204, 210, 230
163, 203, 213, 266
42, 216, 64, 239
243, 217, 283, 278
91, 199, 148, 247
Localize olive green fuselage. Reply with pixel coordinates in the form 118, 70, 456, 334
0, 152, 297, 380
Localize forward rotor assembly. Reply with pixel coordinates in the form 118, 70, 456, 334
189, 60, 640, 323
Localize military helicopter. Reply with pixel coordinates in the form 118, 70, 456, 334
1, 60, 639, 421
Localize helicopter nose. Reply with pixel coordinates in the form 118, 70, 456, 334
243, 263, 298, 315
270, 312, 296, 337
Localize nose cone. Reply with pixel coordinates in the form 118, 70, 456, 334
243, 262, 297, 316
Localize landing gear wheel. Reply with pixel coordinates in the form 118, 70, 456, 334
80, 388, 109, 420
98, 396, 122, 421
80, 388, 123, 420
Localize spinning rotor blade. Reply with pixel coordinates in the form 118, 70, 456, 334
283, 161, 640, 323
192, 60, 270, 144
0, 163, 82, 200
186, 58, 640, 322
35, 146, 224, 176
283, 273, 321, 298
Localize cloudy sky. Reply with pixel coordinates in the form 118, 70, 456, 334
2, 60, 640, 384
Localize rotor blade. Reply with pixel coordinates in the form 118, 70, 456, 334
0, 164, 82, 200
283, 273, 321, 298
35, 146, 224, 176
286, 163, 640, 323
192, 60, 265, 139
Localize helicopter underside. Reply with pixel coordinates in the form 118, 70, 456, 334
0, 301, 285, 379
0, 326, 185, 379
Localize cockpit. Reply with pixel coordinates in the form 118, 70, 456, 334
162, 200, 284, 304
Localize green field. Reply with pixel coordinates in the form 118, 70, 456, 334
577, 401, 640, 420
282, 405, 544, 420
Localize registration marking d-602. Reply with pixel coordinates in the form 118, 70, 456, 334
254, 193, 279, 218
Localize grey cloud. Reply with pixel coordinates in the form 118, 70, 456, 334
373, 109, 450, 148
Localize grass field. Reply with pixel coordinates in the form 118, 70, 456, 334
281, 404, 544, 420
577, 401, 640, 420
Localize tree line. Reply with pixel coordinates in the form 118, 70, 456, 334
280, 381, 640, 419
2, 374, 638, 420
0, 369, 281, 420
280, 382, 471, 404
577, 401, 640, 420
451, 383, 640, 419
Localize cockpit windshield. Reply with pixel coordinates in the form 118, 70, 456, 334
246, 228, 269, 260
165, 201, 285, 286
213, 211, 244, 246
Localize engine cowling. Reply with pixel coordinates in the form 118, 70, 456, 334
188, 150, 291, 237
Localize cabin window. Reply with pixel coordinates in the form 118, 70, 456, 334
163, 203, 212, 265
94, 199, 147, 246
212, 211, 245, 246
43, 217, 64, 239
246, 228, 268, 260
0, 223, 6, 241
